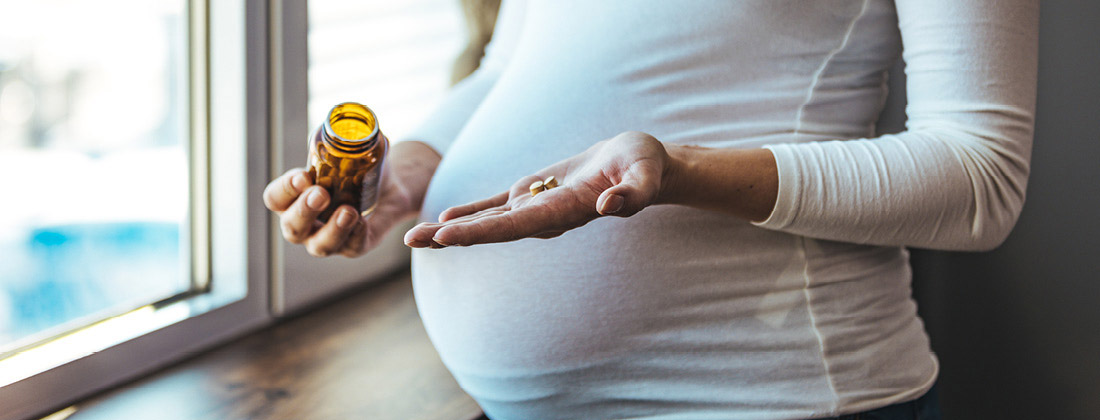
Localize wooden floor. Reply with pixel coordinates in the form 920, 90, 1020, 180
59, 272, 482, 420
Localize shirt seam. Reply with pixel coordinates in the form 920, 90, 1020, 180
792, 0, 871, 140
798, 236, 840, 416
795, 1, 871, 415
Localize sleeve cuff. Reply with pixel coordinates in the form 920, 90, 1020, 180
752, 143, 802, 230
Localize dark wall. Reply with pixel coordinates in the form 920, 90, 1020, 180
877, 2, 1100, 419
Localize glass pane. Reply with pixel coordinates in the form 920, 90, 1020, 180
0, 0, 191, 350
308, 0, 464, 140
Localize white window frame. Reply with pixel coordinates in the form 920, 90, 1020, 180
0, 1, 272, 418
268, 0, 410, 317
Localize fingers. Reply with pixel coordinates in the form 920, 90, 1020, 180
597, 159, 663, 217
437, 207, 559, 246
439, 191, 509, 222
340, 218, 369, 257
280, 186, 330, 243
264, 168, 312, 213
405, 209, 508, 247
304, 205, 360, 257
427, 173, 544, 239
409, 173, 585, 247
420, 205, 568, 247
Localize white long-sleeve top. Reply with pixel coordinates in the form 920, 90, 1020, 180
409, 1, 1037, 419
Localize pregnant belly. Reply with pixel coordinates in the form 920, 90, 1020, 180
411, 168, 920, 418
411, 205, 809, 373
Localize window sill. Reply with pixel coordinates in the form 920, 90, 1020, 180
50, 270, 481, 420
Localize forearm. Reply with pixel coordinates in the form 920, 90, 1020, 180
657, 145, 779, 223
735, 0, 1035, 251
758, 132, 1028, 251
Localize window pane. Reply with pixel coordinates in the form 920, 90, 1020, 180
308, 0, 464, 140
0, 0, 191, 350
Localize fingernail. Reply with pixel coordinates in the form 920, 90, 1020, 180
307, 188, 326, 210
336, 209, 356, 228
291, 173, 310, 193
600, 194, 625, 214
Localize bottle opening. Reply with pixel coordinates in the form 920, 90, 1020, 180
325, 102, 378, 143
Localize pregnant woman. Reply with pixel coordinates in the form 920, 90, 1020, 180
264, 1, 1037, 418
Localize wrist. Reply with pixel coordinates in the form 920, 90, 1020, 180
657, 143, 700, 206
654, 144, 779, 222
387, 140, 442, 213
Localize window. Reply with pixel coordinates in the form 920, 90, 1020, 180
0, 0, 192, 358
0, 1, 269, 418
0, 0, 464, 418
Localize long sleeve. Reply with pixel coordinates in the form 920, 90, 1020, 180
405, 0, 525, 155
755, 0, 1038, 251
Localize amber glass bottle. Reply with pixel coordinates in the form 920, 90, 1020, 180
307, 102, 388, 222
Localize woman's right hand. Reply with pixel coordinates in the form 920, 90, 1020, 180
263, 141, 441, 258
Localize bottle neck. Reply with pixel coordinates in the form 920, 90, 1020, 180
320, 125, 378, 156
320, 102, 380, 156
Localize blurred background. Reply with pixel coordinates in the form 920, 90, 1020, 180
0, 0, 190, 350
876, 2, 1100, 418
0, 0, 464, 353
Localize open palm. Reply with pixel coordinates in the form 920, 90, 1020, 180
405, 131, 670, 248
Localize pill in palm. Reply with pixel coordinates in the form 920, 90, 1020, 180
530, 180, 546, 196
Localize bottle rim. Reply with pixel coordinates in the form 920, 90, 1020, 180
321, 102, 380, 154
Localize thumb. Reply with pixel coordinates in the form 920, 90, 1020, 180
596, 160, 662, 217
